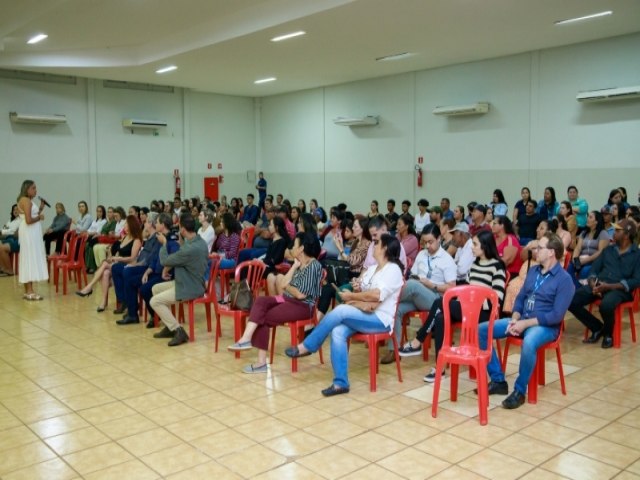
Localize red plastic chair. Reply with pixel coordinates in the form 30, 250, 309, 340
54, 233, 88, 294
562, 251, 572, 270
241, 226, 255, 249
47, 229, 76, 281
214, 260, 266, 358
349, 282, 405, 392
269, 270, 326, 372
585, 288, 638, 348
177, 256, 220, 342
219, 228, 254, 299
501, 319, 566, 404
432, 286, 499, 426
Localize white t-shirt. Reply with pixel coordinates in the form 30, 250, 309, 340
198, 224, 216, 252
454, 237, 475, 282
360, 262, 404, 330
87, 218, 107, 234
414, 211, 431, 233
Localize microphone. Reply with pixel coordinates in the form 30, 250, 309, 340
38, 196, 51, 208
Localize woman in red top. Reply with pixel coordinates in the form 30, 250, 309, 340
492, 215, 523, 279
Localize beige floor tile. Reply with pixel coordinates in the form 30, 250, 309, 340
590, 387, 640, 409
139, 442, 211, 476
45, 426, 111, 455
459, 448, 535, 479
374, 417, 439, 446
630, 458, 640, 475
541, 450, 620, 479
618, 409, 640, 429
428, 465, 491, 480
0, 424, 40, 451
339, 463, 406, 480
96, 412, 158, 439
414, 432, 484, 463
273, 404, 334, 428
191, 428, 256, 458
614, 471, 640, 480
0, 408, 22, 431
521, 420, 589, 448
303, 417, 367, 444
60, 390, 116, 410
493, 433, 564, 465
28, 412, 90, 439
63, 441, 134, 475
297, 445, 370, 480
253, 462, 325, 480
447, 418, 513, 447
570, 436, 640, 469
165, 460, 243, 479
596, 423, 640, 451
212, 403, 268, 427
181, 390, 238, 413
0, 441, 57, 476
164, 414, 227, 441
518, 468, 575, 480
338, 431, 405, 462
544, 406, 610, 434
570, 397, 631, 421
1, 458, 79, 480
83, 459, 160, 480
235, 415, 297, 442
266, 429, 330, 457
117, 427, 183, 457
378, 447, 451, 480
218, 444, 287, 477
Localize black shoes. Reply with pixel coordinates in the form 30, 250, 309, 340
113, 305, 127, 314
145, 320, 156, 329
321, 385, 349, 397
75, 289, 93, 297
116, 316, 140, 325
474, 380, 508, 396
285, 346, 311, 358
153, 326, 173, 339
583, 329, 603, 344
502, 390, 525, 409
601, 336, 614, 349
168, 327, 189, 347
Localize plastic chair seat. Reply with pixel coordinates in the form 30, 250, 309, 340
54, 233, 88, 295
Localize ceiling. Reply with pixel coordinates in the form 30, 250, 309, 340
1, 0, 639, 97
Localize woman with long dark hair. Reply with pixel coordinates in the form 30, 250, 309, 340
400, 230, 506, 382
490, 189, 508, 217
537, 187, 559, 221
492, 215, 522, 278
214, 212, 242, 271
559, 200, 577, 249
285, 234, 404, 396
512, 187, 531, 225
569, 210, 609, 287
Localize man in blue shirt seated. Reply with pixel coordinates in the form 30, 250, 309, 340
569, 219, 640, 348
477, 233, 574, 409
240, 193, 260, 226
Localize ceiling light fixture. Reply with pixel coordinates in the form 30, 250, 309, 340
27, 34, 48, 44
254, 77, 276, 84
155, 65, 177, 74
376, 52, 415, 62
270, 31, 306, 42
554, 10, 612, 25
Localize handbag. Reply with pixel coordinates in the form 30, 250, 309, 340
229, 279, 253, 311
322, 259, 351, 287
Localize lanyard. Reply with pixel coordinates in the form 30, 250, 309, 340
532, 271, 551, 294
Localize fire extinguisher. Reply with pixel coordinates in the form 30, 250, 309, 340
173, 169, 181, 197
415, 165, 423, 187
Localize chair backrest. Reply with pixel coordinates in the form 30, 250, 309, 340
234, 260, 267, 297
562, 251, 572, 270
73, 234, 89, 266
58, 229, 76, 258
65, 232, 85, 263
204, 255, 220, 298
442, 285, 500, 351
240, 227, 255, 250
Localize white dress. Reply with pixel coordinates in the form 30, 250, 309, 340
18, 200, 49, 283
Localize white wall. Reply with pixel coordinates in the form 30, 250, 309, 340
261, 33, 640, 214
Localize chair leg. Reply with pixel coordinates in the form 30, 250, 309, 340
630, 308, 637, 343
431, 357, 446, 419
290, 325, 300, 373
205, 304, 212, 332
368, 337, 378, 392
614, 308, 622, 348
391, 335, 403, 383
476, 361, 489, 426
450, 364, 460, 402
422, 332, 431, 362
214, 315, 221, 352
62, 267, 68, 295
501, 340, 511, 372
233, 313, 244, 359
269, 326, 277, 365
188, 302, 195, 341
555, 347, 566, 395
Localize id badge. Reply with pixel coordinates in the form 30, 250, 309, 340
525, 294, 535, 313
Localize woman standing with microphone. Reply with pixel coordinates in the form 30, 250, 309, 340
17, 180, 49, 300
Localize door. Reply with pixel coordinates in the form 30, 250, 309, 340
203, 177, 219, 201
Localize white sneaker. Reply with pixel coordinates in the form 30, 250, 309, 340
423, 368, 445, 383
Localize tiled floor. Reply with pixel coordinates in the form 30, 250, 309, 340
1, 276, 639, 479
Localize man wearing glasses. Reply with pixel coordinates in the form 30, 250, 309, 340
477, 233, 574, 409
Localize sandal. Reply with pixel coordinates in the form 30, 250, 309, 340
23, 293, 44, 301
321, 385, 350, 397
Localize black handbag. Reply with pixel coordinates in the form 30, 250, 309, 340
229, 280, 253, 311
322, 259, 351, 287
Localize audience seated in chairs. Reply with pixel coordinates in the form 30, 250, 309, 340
469, 204, 491, 237
321, 208, 344, 260
511, 187, 532, 226
228, 232, 323, 373
537, 186, 559, 221
401, 230, 507, 382
490, 188, 509, 217
569, 219, 640, 349
567, 185, 589, 233
85, 207, 116, 274
515, 199, 540, 246
72, 200, 93, 234
75, 215, 142, 313
92, 206, 126, 270
383, 223, 456, 365
478, 232, 574, 409
284, 234, 404, 396
43, 202, 71, 255
197, 208, 216, 252
559, 200, 578, 248
451, 222, 474, 284
1, 204, 21, 276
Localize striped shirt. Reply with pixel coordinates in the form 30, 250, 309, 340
215, 232, 240, 260
468, 258, 507, 308
287, 259, 322, 305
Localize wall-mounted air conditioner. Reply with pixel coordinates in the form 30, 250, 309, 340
576, 85, 640, 103
432, 102, 489, 116
122, 118, 168, 129
333, 115, 379, 126
9, 112, 67, 124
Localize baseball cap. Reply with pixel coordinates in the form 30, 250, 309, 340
450, 222, 469, 234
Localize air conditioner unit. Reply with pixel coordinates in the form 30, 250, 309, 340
122, 118, 168, 129
576, 85, 640, 103
9, 112, 67, 125
333, 115, 379, 126
433, 102, 490, 116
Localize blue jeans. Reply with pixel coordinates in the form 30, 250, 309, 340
220, 258, 236, 270
303, 304, 386, 389
478, 318, 558, 395
566, 262, 592, 289
389, 279, 439, 349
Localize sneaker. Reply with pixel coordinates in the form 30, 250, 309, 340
474, 380, 509, 395
423, 368, 445, 383
502, 389, 525, 409
153, 326, 173, 339
243, 363, 268, 374
399, 341, 422, 357
168, 327, 189, 347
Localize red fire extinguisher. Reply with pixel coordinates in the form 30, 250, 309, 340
174, 169, 181, 197
415, 165, 423, 187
